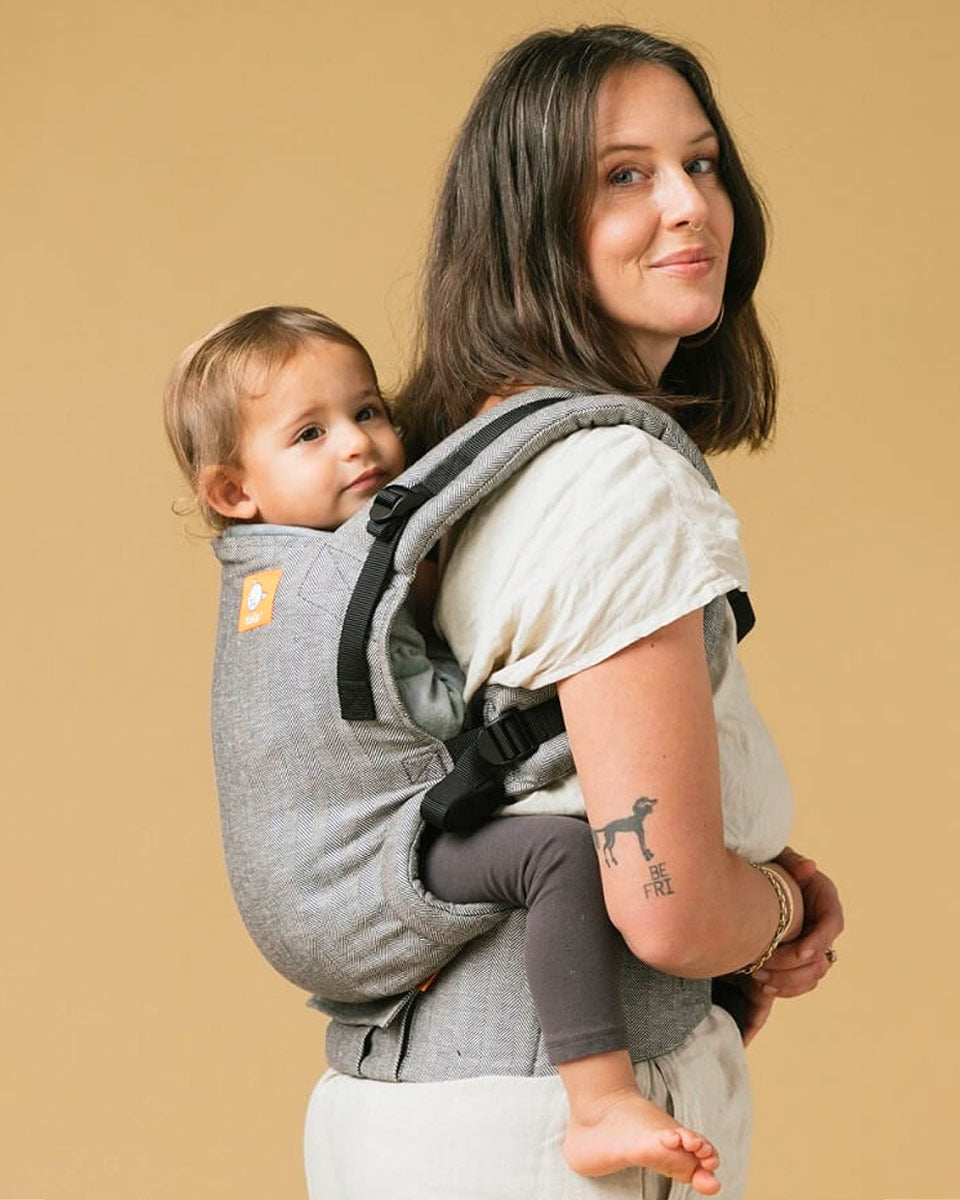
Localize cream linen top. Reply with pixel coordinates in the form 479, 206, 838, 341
435, 424, 793, 862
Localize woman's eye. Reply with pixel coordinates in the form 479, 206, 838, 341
609, 166, 645, 187
296, 425, 323, 443
687, 156, 719, 176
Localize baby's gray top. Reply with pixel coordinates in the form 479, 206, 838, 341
390, 604, 465, 742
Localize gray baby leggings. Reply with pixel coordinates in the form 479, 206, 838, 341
421, 815, 628, 1064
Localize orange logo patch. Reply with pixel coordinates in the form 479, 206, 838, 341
237, 569, 283, 633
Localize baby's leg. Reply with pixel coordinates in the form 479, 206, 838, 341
421, 816, 720, 1191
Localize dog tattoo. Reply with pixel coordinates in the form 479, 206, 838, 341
592, 797, 658, 867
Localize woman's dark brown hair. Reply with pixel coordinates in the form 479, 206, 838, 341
395, 24, 777, 459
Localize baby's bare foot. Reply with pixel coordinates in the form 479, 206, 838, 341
562, 1088, 721, 1194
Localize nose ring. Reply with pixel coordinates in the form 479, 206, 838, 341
690, 221, 704, 232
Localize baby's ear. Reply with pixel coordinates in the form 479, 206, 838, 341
200, 465, 259, 522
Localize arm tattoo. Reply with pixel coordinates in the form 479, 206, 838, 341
590, 797, 675, 898
591, 797, 658, 866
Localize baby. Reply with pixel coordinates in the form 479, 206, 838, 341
164, 304, 722, 1193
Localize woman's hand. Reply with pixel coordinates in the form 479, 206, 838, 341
748, 848, 844, 1000
717, 849, 843, 1045
715, 973, 777, 1046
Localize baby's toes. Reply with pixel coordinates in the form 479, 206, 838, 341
674, 1126, 706, 1154
690, 1165, 722, 1196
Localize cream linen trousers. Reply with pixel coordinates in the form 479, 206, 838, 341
304, 1007, 751, 1200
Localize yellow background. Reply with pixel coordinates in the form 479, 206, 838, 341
3, 1, 957, 1197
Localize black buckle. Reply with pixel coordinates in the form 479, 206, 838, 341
366, 484, 428, 541
421, 777, 504, 833
475, 710, 537, 768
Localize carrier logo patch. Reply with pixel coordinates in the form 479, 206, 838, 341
238, 569, 283, 632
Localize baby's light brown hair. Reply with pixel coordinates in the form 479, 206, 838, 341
163, 305, 376, 531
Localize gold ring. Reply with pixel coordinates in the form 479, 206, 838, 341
825, 947, 838, 964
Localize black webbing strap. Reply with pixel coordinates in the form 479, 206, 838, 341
424, 591, 755, 831
337, 395, 566, 720
420, 698, 566, 832
337, 393, 758, 719
727, 590, 756, 643
337, 484, 434, 720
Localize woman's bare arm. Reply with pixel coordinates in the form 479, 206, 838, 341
556, 608, 802, 978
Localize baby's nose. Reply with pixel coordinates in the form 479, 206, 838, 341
338, 423, 373, 456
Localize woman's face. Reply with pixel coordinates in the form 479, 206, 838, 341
584, 64, 734, 381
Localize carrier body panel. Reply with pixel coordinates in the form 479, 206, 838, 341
211, 389, 739, 1078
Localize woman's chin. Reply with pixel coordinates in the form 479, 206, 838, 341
672, 309, 722, 342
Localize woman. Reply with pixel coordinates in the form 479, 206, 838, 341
305, 24, 843, 1199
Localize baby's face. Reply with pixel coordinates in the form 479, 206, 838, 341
235, 338, 405, 530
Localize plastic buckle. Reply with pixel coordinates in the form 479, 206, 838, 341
475, 710, 537, 768
366, 484, 426, 540
421, 777, 504, 833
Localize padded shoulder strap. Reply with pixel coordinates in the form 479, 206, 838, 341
337, 393, 567, 719
337, 389, 753, 721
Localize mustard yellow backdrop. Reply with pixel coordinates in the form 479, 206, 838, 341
3, 1, 957, 1197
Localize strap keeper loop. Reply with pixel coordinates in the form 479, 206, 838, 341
475, 709, 538, 768
366, 484, 431, 541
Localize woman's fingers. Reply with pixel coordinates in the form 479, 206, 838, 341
771, 870, 844, 965
716, 974, 776, 1046
749, 866, 844, 999
740, 982, 775, 1046
751, 954, 831, 998
795, 875, 844, 967
775, 845, 818, 886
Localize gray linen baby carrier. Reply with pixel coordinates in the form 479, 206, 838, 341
210, 388, 755, 1081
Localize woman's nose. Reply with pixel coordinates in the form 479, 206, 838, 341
655, 167, 710, 231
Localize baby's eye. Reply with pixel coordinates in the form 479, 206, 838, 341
356, 403, 384, 422
686, 156, 719, 176
296, 424, 323, 443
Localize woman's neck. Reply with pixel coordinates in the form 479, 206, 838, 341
477, 347, 672, 415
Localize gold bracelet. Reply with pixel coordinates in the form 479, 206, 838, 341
738, 863, 794, 976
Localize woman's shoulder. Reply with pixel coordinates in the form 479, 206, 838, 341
507, 419, 709, 495
436, 421, 750, 696
461, 422, 743, 569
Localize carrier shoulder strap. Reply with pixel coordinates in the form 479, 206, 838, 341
336, 392, 756, 832
337, 394, 567, 720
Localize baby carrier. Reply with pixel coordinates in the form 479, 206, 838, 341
210, 388, 755, 1077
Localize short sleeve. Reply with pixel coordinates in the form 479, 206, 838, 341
435, 425, 749, 702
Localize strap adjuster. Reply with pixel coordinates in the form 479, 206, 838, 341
475, 710, 538, 768
366, 484, 429, 541
421, 699, 564, 832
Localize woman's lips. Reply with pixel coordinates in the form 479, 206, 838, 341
653, 259, 714, 278
649, 247, 715, 277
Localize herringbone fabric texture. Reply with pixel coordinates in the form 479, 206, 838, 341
211, 390, 728, 1080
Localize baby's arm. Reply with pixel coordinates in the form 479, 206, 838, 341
391, 600, 466, 741
411, 556, 440, 638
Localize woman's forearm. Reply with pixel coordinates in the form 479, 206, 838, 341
558, 609, 803, 979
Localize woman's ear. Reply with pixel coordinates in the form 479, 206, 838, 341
200, 465, 259, 522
